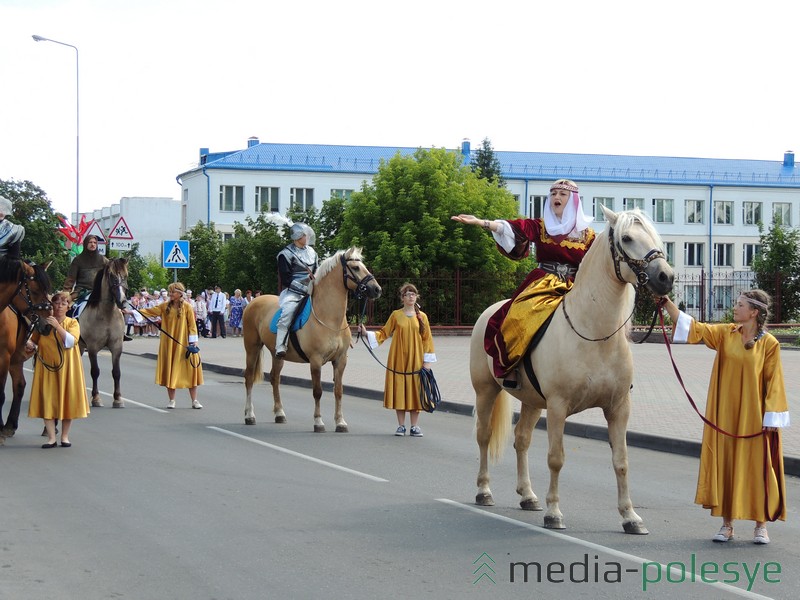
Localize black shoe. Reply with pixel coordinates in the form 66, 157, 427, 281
41, 442, 57, 449
123, 334, 133, 342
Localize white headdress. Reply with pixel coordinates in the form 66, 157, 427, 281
543, 180, 592, 238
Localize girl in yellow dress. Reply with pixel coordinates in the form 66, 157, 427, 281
27, 291, 89, 448
135, 282, 204, 409
359, 283, 437, 437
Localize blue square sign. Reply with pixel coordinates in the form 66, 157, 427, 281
162, 240, 190, 269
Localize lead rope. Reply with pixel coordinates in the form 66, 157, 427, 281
132, 306, 202, 369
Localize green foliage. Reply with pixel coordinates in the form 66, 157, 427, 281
220, 215, 285, 294
138, 255, 169, 292
751, 220, 800, 321
334, 147, 529, 287
118, 243, 148, 292
470, 137, 505, 187
2, 178, 71, 287
182, 221, 224, 293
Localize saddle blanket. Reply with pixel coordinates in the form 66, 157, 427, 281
269, 299, 312, 334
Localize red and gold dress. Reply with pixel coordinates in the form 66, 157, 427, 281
485, 218, 594, 378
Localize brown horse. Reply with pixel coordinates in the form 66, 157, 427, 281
242, 248, 381, 432
79, 258, 129, 407
0, 257, 53, 443
471, 207, 674, 534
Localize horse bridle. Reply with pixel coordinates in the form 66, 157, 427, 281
608, 225, 665, 287
562, 226, 665, 343
107, 269, 129, 309
341, 254, 376, 300
12, 270, 53, 334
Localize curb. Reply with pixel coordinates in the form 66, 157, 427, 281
130, 351, 799, 477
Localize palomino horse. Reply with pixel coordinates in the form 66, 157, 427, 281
79, 258, 129, 408
472, 207, 674, 534
0, 257, 53, 442
242, 247, 381, 432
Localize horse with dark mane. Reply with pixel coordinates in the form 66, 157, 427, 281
79, 257, 129, 408
0, 256, 53, 443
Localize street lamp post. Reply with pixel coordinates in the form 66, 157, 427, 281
32, 34, 80, 222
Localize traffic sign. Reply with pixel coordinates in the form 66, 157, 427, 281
109, 240, 134, 251
82, 220, 106, 243
109, 216, 134, 240
163, 240, 190, 269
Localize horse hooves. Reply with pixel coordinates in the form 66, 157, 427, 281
245, 417, 256, 425
92, 399, 104, 407
112, 401, 125, 408
520, 498, 543, 511
623, 521, 649, 535
543, 515, 566, 530
475, 493, 495, 507
275, 415, 287, 424
335, 425, 349, 433
314, 425, 326, 433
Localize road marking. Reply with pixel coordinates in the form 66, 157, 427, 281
436, 499, 773, 599
97, 390, 168, 412
207, 426, 389, 483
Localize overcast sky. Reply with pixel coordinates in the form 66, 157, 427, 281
2, 0, 798, 220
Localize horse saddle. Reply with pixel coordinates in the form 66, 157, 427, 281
269, 296, 312, 334
66, 289, 91, 319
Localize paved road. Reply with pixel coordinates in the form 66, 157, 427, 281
120, 332, 800, 474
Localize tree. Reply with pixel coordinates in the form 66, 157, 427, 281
470, 137, 505, 187
182, 221, 223, 294
1, 178, 71, 287
220, 215, 285, 294
139, 255, 169, 292
751, 219, 800, 322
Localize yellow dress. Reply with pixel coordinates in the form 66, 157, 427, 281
28, 317, 89, 420
138, 301, 204, 389
688, 321, 788, 521
374, 310, 435, 411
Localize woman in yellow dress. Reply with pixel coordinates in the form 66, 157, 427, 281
662, 290, 789, 545
27, 291, 89, 448
359, 283, 436, 437
135, 282, 204, 409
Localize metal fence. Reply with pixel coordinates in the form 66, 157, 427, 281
360, 269, 794, 326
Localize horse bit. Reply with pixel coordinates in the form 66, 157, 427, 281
608, 226, 665, 287
12, 271, 53, 335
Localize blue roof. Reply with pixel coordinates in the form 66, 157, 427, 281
186, 142, 800, 189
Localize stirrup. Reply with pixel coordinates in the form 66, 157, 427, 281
502, 377, 521, 390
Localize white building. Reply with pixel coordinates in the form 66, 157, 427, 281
75, 196, 181, 259
175, 137, 799, 319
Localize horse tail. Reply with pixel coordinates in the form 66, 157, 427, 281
251, 347, 264, 385
488, 390, 514, 463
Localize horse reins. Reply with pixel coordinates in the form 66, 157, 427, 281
131, 305, 202, 368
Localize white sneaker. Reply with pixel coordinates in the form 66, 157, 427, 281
167, 399, 176, 409
192, 400, 203, 409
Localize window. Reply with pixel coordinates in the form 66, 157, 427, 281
623, 197, 644, 211
773, 202, 792, 226
714, 200, 733, 225
331, 189, 353, 201
593, 197, 614, 221
255, 187, 279, 212
219, 186, 244, 212
685, 199, 704, 224
652, 198, 673, 223
743, 201, 762, 226
684, 242, 704, 266
743, 243, 761, 267
713, 285, 733, 310
684, 285, 701, 309
528, 195, 546, 219
222, 233, 234, 243
713, 243, 734, 267
291, 187, 314, 211
663, 241, 675, 265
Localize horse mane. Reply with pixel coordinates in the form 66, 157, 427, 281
87, 258, 127, 306
610, 208, 664, 250
0, 256, 52, 294
308, 247, 363, 294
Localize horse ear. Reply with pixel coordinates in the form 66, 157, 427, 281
601, 204, 618, 225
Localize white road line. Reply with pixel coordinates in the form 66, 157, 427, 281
436, 499, 774, 600
207, 426, 389, 483
97, 390, 168, 412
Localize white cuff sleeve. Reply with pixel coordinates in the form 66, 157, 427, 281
63, 332, 76, 349
424, 353, 437, 363
188, 334, 198, 343
365, 330, 379, 349
492, 221, 516, 253
763, 411, 790, 428
672, 311, 692, 343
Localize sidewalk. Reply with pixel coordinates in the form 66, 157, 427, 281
122, 333, 799, 475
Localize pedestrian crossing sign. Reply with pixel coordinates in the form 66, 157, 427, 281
162, 240, 190, 269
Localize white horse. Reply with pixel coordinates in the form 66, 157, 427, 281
472, 207, 674, 534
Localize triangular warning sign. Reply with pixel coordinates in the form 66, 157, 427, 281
109, 216, 134, 239
164, 242, 187, 265
81, 220, 106, 243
